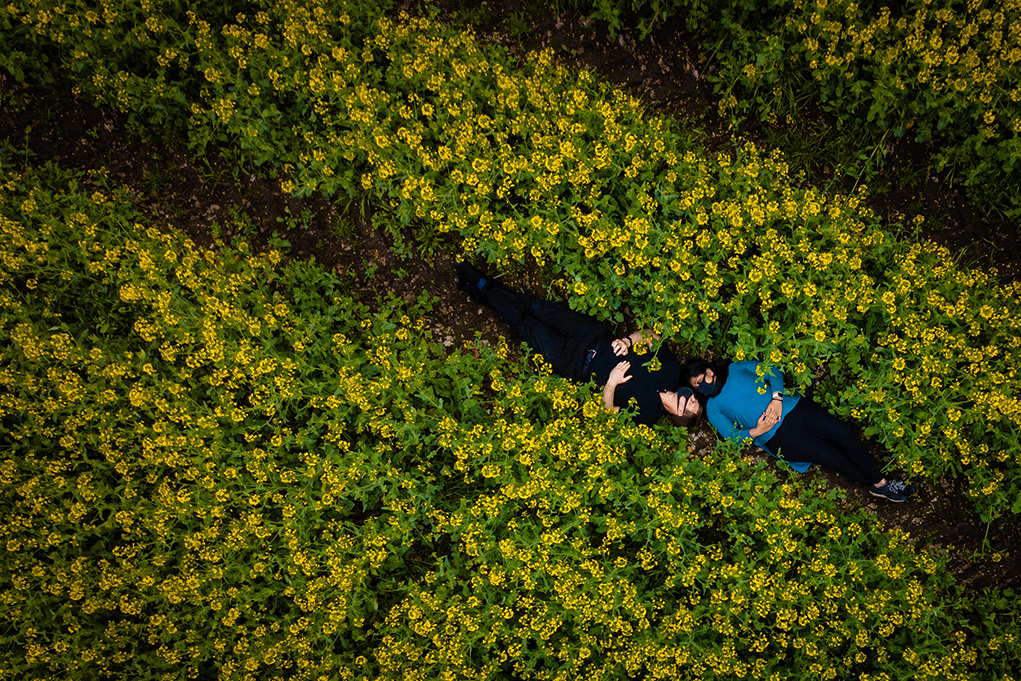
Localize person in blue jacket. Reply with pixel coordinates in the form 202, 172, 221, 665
685, 358, 915, 502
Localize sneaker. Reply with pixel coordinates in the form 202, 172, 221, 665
456, 262, 492, 303
890, 480, 916, 497
870, 480, 912, 503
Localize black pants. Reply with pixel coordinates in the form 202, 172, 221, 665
484, 285, 610, 381
765, 397, 884, 485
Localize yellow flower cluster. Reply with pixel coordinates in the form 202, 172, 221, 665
15, 0, 1017, 518
710, 0, 1021, 212
3, 3, 1020, 678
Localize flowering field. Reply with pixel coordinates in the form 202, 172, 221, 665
558, 0, 1021, 218
2, 0, 1021, 678
3, 0, 1020, 520
2, 154, 1019, 680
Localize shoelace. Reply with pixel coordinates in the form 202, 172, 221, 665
887, 480, 907, 493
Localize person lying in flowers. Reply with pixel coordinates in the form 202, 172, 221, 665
685, 358, 916, 503
457, 263, 701, 428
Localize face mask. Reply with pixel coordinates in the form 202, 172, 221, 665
697, 380, 717, 397
676, 387, 695, 412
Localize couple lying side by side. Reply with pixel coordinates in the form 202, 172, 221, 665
457, 264, 916, 503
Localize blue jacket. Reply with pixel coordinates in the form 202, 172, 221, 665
706, 361, 810, 472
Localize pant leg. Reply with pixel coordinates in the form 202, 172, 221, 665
484, 286, 608, 380
520, 295, 609, 340
765, 397, 885, 485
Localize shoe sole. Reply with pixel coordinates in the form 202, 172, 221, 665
869, 490, 907, 502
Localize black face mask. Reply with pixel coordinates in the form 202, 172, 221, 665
697, 380, 718, 397
676, 387, 695, 412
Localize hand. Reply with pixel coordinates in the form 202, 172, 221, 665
612, 337, 632, 356
608, 361, 632, 387
603, 361, 632, 413
750, 408, 781, 437
763, 397, 782, 422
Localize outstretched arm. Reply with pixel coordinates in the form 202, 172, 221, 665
602, 361, 632, 412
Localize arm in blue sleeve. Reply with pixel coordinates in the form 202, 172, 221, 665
761, 363, 784, 396
708, 404, 753, 443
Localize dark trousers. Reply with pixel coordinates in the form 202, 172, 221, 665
484, 286, 610, 381
765, 397, 885, 485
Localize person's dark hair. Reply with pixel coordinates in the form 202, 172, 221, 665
667, 409, 699, 429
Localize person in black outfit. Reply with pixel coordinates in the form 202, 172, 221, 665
457, 263, 700, 428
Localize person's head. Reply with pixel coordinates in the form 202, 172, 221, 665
665, 386, 701, 428
685, 360, 727, 398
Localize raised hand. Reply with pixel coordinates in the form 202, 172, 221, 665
611, 337, 632, 356
608, 361, 632, 386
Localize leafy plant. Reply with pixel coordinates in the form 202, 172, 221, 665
4, 0, 1018, 519
3, 158, 1019, 679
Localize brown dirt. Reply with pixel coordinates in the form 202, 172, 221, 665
1, 0, 1018, 592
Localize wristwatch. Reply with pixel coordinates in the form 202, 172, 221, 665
771, 391, 782, 401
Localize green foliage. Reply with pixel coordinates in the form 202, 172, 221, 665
548, 0, 695, 38
4, 158, 1020, 680
3, 0, 1019, 518
2, 2, 1021, 676
0, 158, 455, 677
564, 0, 1021, 216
